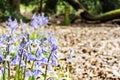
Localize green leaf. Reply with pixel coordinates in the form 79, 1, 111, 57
28, 76, 35, 80
14, 66, 19, 80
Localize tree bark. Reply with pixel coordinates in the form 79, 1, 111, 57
8, 0, 21, 18
38, 0, 43, 13
64, 0, 120, 23
44, 0, 58, 15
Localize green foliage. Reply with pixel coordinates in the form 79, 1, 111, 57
21, 0, 40, 6
100, 0, 120, 12
0, 0, 11, 17
79, 0, 102, 15
79, 0, 120, 15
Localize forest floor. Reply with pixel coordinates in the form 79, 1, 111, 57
46, 23, 120, 79
1, 11, 120, 79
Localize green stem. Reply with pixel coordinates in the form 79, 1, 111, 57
23, 57, 27, 80
44, 53, 52, 80
67, 63, 70, 79
18, 49, 23, 80
8, 62, 10, 80
7, 37, 10, 80
3, 61, 6, 80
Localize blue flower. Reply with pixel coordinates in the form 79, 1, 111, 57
51, 44, 57, 51
32, 69, 41, 78
66, 49, 73, 63
26, 69, 32, 77
51, 54, 58, 66
26, 53, 36, 61
4, 55, 11, 62
4, 17, 18, 33
0, 53, 4, 63
30, 13, 48, 28
11, 54, 20, 66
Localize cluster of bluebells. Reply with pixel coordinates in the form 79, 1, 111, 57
0, 14, 58, 79
30, 13, 48, 28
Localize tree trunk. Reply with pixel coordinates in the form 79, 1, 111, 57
38, 0, 43, 13
100, 0, 120, 13
64, 0, 120, 23
81, 9, 120, 22
9, 0, 20, 17
44, 0, 58, 15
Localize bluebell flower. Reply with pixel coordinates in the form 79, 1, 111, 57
48, 64, 53, 71
32, 69, 41, 78
36, 47, 43, 59
0, 34, 7, 45
41, 37, 47, 42
26, 69, 32, 77
20, 19, 27, 30
51, 44, 57, 51
0, 67, 4, 74
30, 13, 48, 28
4, 55, 11, 62
66, 49, 73, 63
26, 53, 36, 61
33, 39, 40, 48
47, 33, 57, 44
51, 54, 58, 66
19, 38, 27, 49
38, 58, 48, 64
34, 61, 42, 70
11, 54, 20, 66
20, 60, 25, 67
4, 17, 18, 33
0, 53, 4, 63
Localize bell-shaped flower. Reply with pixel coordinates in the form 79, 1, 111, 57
4, 17, 18, 33
26, 53, 36, 61
32, 69, 41, 78
30, 13, 48, 28
51, 54, 58, 66
0, 53, 4, 63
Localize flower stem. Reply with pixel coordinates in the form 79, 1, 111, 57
23, 57, 27, 80
3, 61, 6, 80
44, 53, 52, 80
7, 62, 10, 80
7, 37, 10, 80
67, 63, 70, 79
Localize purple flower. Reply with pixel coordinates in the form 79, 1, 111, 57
4, 17, 18, 32
66, 49, 73, 63
51, 44, 57, 51
30, 13, 48, 28
41, 58, 48, 64
0, 53, 4, 63
33, 39, 40, 48
26, 69, 32, 77
51, 54, 58, 66
32, 69, 41, 78
0, 67, 4, 74
47, 33, 57, 44
26, 53, 36, 61
0, 34, 7, 45
4, 55, 11, 62
36, 47, 43, 59
11, 54, 20, 65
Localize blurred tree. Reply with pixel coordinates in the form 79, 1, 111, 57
64, 0, 120, 23
79, 0, 102, 15
43, 0, 58, 15
8, 0, 21, 17
38, 0, 43, 13
100, 0, 120, 12
0, 0, 21, 20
